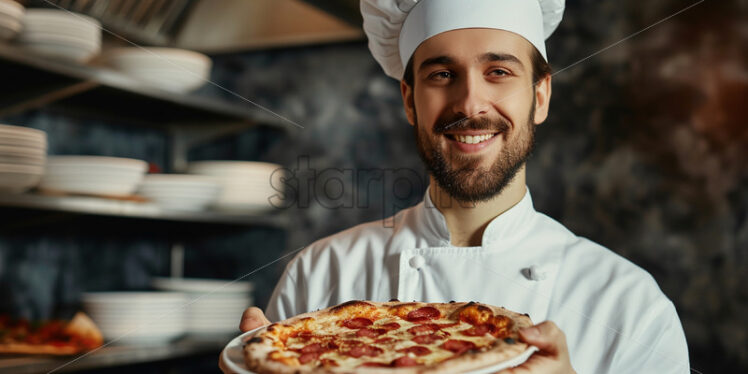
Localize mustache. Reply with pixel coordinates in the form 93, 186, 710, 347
433, 115, 510, 134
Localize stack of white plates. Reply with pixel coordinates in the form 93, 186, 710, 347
187, 161, 285, 213
16, 9, 101, 63
82, 292, 187, 344
152, 278, 253, 335
102, 48, 212, 93
39, 156, 147, 196
0, 124, 46, 193
137, 174, 221, 211
0, 0, 23, 41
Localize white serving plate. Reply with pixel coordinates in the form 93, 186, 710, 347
220, 329, 539, 374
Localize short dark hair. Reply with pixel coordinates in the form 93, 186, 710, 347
402, 45, 552, 88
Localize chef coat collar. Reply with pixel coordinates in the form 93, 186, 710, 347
421, 186, 536, 248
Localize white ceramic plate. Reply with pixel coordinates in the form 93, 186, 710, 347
0, 123, 46, 138
220, 329, 538, 374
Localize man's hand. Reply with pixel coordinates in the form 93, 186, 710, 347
498, 321, 576, 374
239, 307, 270, 332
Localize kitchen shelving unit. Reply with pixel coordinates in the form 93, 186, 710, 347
0, 42, 293, 372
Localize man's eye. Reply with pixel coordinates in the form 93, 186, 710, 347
489, 69, 509, 76
430, 71, 453, 80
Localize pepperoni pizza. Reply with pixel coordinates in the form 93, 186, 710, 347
244, 300, 534, 373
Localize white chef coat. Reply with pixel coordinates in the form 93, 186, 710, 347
266, 187, 690, 373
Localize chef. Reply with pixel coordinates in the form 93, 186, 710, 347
240, 0, 690, 372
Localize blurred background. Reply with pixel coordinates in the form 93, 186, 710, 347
0, 0, 745, 373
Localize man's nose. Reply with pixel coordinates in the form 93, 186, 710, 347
451, 73, 491, 119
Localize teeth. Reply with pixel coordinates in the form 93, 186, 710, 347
454, 134, 494, 144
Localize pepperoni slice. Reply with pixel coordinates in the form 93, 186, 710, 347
406, 307, 441, 322
461, 324, 492, 337
407, 323, 441, 335
398, 346, 432, 356
300, 343, 323, 353
343, 318, 373, 329
347, 344, 383, 358
412, 333, 442, 344
380, 322, 401, 330
392, 356, 419, 367
298, 352, 320, 364
356, 328, 386, 338
441, 339, 477, 354
375, 337, 395, 344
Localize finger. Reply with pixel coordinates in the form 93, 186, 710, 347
518, 321, 566, 355
240, 307, 270, 332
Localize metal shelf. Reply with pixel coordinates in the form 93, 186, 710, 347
0, 43, 291, 128
0, 193, 290, 229
0, 335, 231, 374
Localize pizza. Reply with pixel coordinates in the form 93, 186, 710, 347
244, 300, 534, 373
0, 312, 104, 355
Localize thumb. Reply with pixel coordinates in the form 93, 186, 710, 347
518, 321, 566, 355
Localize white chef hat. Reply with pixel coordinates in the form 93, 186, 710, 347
361, 0, 565, 79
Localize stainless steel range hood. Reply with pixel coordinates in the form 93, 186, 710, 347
33, 0, 364, 53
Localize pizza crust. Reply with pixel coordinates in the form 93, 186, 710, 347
244, 301, 535, 374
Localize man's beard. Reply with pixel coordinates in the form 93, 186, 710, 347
414, 102, 536, 203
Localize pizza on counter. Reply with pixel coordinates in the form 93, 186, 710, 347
0, 312, 103, 355
244, 300, 534, 373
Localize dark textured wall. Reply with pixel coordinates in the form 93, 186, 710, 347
0, 0, 744, 372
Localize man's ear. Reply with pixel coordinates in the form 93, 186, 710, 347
533, 74, 552, 125
400, 80, 416, 126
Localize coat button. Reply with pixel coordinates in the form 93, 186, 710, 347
409, 255, 425, 269
522, 265, 547, 281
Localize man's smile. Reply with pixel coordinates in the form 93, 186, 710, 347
443, 130, 501, 153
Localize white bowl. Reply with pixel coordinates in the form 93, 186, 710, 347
188, 161, 281, 175
82, 291, 188, 343
0, 172, 41, 193
138, 174, 220, 211
23, 9, 100, 30
46, 156, 147, 171
152, 277, 253, 294
102, 48, 211, 93
0, 0, 24, 19
19, 41, 100, 63
18, 31, 100, 49
151, 278, 253, 334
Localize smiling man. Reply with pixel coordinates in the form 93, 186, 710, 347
240, 0, 690, 372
